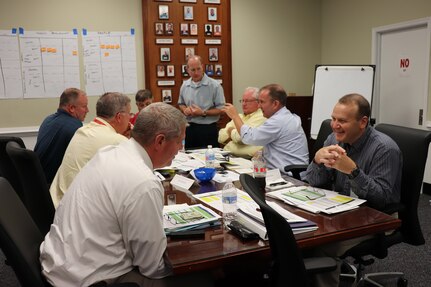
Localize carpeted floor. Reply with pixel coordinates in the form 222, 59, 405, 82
1, 194, 430, 287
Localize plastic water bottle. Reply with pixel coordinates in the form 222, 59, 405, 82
205, 145, 215, 167
252, 150, 267, 178
222, 180, 237, 225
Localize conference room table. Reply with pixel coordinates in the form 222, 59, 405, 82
161, 174, 401, 275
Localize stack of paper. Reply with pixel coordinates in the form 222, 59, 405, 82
267, 186, 366, 214
236, 201, 318, 240
163, 203, 221, 234
193, 189, 317, 240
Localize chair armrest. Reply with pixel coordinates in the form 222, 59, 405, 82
284, 164, 308, 180
304, 257, 337, 274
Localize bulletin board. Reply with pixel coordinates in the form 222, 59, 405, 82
310, 65, 375, 139
141, 0, 232, 107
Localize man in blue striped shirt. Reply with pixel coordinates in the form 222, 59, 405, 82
303, 93, 402, 286
303, 93, 402, 210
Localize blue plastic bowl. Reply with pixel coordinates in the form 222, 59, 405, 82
194, 167, 216, 182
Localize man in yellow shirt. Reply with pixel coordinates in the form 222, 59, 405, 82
50, 92, 131, 208
218, 87, 266, 158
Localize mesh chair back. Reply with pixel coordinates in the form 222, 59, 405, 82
0, 136, 26, 202
240, 174, 308, 287
0, 177, 50, 287
375, 123, 431, 245
6, 141, 55, 236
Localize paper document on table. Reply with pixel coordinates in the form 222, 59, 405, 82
193, 189, 254, 213
161, 152, 204, 171
163, 203, 221, 233
223, 157, 253, 174
266, 186, 366, 214
265, 169, 294, 191
238, 201, 306, 224
236, 201, 317, 239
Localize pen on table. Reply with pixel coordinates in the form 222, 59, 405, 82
325, 199, 355, 210
269, 181, 287, 187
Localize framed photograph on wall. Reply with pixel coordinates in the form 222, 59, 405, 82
208, 7, 217, 21
204, 0, 220, 3
204, 24, 212, 36
162, 89, 172, 103
165, 22, 174, 35
166, 65, 175, 77
155, 23, 164, 35
190, 23, 198, 35
157, 65, 165, 77
179, 0, 197, 2
205, 64, 214, 76
185, 47, 195, 61
182, 64, 189, 77
160, 47, 171, 61
159, 5, 169, 19
213, 24, 221, 36
209, 47, 218, 61
215, 64, 222, 76
183, 6, 194, 20
180, 23, 189, 36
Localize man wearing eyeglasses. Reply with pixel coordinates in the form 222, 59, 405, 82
41, 103, 214, 286
49, 92, 131, 208
223, 84, 309, 173
35, 88, 89, 184
218, 87, 266, 158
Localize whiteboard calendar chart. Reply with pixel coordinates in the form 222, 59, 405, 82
0, 29, 24, 99
82, 29, 137, 96
19, 29, 80, 99
310, 65, 375, 139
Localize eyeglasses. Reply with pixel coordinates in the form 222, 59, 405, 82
239, 99, 258, 104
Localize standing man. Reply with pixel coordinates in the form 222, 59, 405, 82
178, 55, 225, 149
34, 88, 89, 184
40, 103, 213, 286
49, 92, 131, 208
218, 87, 266, 158
223, 84, 308, 173
302, 93, 402, 286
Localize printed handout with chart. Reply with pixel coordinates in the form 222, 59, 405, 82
193, 189, 317, 240
266, 185, 366, 214
163, 203, 221, 234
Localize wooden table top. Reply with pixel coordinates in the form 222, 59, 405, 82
162, 177, 401, 275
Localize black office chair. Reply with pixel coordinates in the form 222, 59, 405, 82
342, 123, 431, 286
239, 173, 337, 287
0, 136, 26, 202
6, 141, 55, 236
0, 177, 139, 287
284, 119, 332, 180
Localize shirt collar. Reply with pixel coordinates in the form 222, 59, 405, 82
129, 138, 154, 170
340, 126, 372, 153
188, 74, 210, 88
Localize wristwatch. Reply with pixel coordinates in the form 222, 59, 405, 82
348, 165, 360, 179
202, 110, 207, 117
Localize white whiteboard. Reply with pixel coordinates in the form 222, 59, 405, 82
311, 65, 375, 139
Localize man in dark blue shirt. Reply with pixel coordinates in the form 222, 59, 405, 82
34, 88, 89, 184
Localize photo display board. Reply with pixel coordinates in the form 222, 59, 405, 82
142, 0, 232, 106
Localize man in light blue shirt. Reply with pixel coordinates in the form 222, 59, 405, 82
178, 55, 225, 149
223, 84, 309, 173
